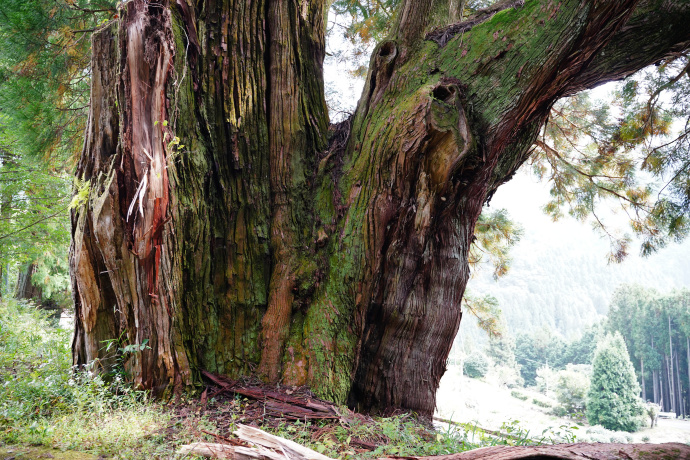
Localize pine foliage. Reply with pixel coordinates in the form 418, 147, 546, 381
0, 1, 114, 298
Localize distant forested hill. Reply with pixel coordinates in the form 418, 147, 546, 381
460, 172, 690, 346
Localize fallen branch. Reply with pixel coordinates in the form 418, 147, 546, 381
178, 424, 336, 459
236, 425, 334, 460
201, 371, 342, 421
178, 442, 280, 459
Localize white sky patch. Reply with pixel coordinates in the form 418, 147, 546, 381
323, 11, 369, 121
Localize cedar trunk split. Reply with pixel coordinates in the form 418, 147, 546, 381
71, 0, 690, 416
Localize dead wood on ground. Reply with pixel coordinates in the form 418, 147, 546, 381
378, 442, 690, 459
180, 423, 690, 460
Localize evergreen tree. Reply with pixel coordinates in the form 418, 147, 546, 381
0, 1, 114, 300
515, 328, 566, 386
561, 323, 604, 366
587, 332, 644, 432
463, 353, 490, 379
487, 333, 517, 369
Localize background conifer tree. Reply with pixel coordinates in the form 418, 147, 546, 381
587, 332, 644, 432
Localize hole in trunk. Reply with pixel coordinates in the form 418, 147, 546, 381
432, 85, 456, 103
379, 41, 395, 57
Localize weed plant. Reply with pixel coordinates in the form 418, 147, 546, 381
510, 390, 528, 401
0, 300, 179, 458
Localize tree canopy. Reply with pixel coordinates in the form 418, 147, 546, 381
0, 0, 114, 300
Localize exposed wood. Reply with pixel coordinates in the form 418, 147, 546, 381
178, 424, 335, 460
178, 442, 284, 459
236, 425, 334, 460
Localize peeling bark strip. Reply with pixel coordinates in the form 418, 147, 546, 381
72, 0, 690, 414
72, 1, 184, 390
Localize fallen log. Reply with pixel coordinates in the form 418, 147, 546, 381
378, 442, 690, 459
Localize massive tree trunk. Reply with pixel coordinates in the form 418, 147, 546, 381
70, 0, 690, 416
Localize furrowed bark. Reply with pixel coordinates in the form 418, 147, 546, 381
258, 0, 329, 382
343, 0, 690, 414
71, 0, 690, 415
71, 23, 122, 371
72, 0, 329, 391
72, 0, 275, 388
166, 0, 272, 382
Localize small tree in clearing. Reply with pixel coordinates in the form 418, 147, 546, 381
586, 333, 644, 432
554, 364, 591, 418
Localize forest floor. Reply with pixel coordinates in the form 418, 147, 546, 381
436, 367, 690, 445
4, 302, 689, 459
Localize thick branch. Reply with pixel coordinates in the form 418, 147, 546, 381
566, 0, 690, 95
343, 0, 690, 415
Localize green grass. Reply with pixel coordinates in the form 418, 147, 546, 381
0, 299, 564, 459
0, 299, 188, 458
266, 414, 473, 458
